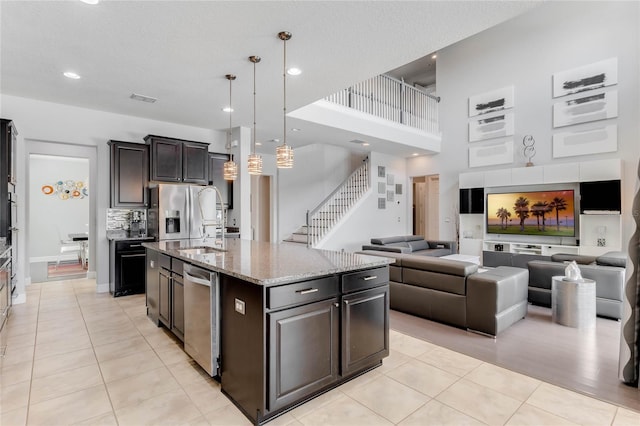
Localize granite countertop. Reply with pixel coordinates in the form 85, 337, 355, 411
142, 239, 393, 287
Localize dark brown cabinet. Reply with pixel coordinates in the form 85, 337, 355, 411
267, 298, 339, 411
109, 239, 153, 297
151, 253, 184, 341
341, 285, 389, 375
0, 119, 16, 241
145, 135, 209, 184
146, 249, 159, 324
109, 141, 149, 208
221, 267, 389, 425
208, 153, 233, 209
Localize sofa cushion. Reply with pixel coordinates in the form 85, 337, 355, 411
370, 236, 406, 245
402, 256, 478, 277
551, 253, 596, 265
407, 240, 430, 252
596, 251, 627, 268
361, 245, 411, 254
412, 248, 453, 257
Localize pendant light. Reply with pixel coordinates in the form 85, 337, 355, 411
276, 31, 294, 169
247, 56, 263, 175
223, 74, 238, 181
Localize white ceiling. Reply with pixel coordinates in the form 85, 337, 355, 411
0, 0, 542, 156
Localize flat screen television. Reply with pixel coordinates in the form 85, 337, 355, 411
486, 189, 575, 237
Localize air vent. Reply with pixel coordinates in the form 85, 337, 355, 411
130, 93, 157, 103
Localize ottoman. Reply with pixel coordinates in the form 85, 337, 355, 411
466, 266, 529, 337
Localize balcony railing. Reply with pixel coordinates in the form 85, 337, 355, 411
324, 74, 440, 134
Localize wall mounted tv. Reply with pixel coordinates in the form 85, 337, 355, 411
486, 189, 575, 237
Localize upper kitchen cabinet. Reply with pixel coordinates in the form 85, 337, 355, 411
208, 153, 233, 209
1, 119, 17, 241
145, 135, 209, 184
109, 141, 149, 208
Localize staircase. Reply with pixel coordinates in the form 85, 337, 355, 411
285, 158, 370, 247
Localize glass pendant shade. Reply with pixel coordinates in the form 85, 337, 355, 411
277, 31, 294, 169
223, 157, 238, 181
276, 143, 294, 169
247, 153, 263, 175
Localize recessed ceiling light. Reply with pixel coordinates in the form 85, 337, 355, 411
362, 142, 370, 147
412, 153, 419, 156
291, 128, 300, 132
63, 71, 81, 79
222, 107, 233, 112
287, 67, 302, 76
80, 0, 100, 4
255, 142, 262, 146
431, 54, 437, 60
271, 138, 280, 143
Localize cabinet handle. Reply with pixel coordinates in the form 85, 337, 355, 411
129, 244, 143, 248
334, 303, 339, 308
362, 275, 377, 281
296, 288, 318, 295
344, 300, 349, 305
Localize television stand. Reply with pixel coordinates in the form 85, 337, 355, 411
483, 241, 579, 256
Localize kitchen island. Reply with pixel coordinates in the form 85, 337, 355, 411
143, 238, 392, 425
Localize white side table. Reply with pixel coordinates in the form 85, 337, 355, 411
551, 276, 596, 328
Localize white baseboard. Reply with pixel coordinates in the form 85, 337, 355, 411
96, 282, 109, 293
30, 255, 78, 263
12, 292, 26, 305
87, 271, 97, 279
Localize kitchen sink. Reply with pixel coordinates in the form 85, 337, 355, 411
177, 246, 226, 255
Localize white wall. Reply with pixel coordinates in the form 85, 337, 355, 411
28, 155, 89, 260
408, 2, 640, 251
3, 94, 226, 296
277, 144, 363, 241
318, 151, 410, 252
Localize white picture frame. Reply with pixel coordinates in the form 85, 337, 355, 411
469, 140, 514, 168
552, 57, 618, 98
553, 90, 617, 128
469, 112, 514, 142
553, 124, 617, 158
468, 86, 514, 117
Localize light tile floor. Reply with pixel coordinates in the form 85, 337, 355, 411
1, 278, 639, 426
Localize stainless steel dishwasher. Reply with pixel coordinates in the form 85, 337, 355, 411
183, 264, 219, 377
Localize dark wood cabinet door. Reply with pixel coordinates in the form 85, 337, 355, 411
171, 273, 184, 340
208, 153, 233, 209
158, 268, 171, 327
341, 285, 389, 375
182, 142, 209, 184
267, 298, 339, 411
145, 249, 159, 325
109, 141, 149, 207
150, 138, 182, 182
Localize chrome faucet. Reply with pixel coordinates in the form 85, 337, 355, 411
197, 186, 225, 245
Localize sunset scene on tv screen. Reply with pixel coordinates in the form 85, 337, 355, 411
486, 190, 575, 236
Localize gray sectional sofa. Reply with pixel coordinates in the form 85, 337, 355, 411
358, 249, 529, 336
527, 251, 626, 320
361, 235, 457, 257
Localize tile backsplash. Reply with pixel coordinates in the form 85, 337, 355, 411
106, 208, 147, 234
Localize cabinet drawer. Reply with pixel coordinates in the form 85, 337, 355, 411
158, 253, 171, 270
172, 259, 184, 276
341, 267, 389, 293
267, 276, 338, 310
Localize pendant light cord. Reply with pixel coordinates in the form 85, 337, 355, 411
283, 35, 287, 147
253, 59, 257, 154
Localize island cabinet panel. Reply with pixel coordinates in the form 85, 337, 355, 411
171, 272, 184, 340
341, 285, 389, 375
145, 248, 159, 324
267, 298, 339, 411
158, 268, 171, 327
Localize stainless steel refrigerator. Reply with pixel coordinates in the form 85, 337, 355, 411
148, 184, 222, 241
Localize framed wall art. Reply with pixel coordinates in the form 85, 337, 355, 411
469, 112, 514, 142
553, 124, 617, 158
468, 140, 514, 168
553, 90, 617, 128
468, 86, 514, 117
552, 57, 618, 98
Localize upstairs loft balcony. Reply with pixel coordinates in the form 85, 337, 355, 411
289, 74, 442, 156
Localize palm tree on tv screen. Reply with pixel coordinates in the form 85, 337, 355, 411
551, 197, 568, 230
496, 207, 511, 229
513, 196, 530, 231
532, 201, 552, 231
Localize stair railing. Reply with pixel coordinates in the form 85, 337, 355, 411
306, 157, 370, 247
